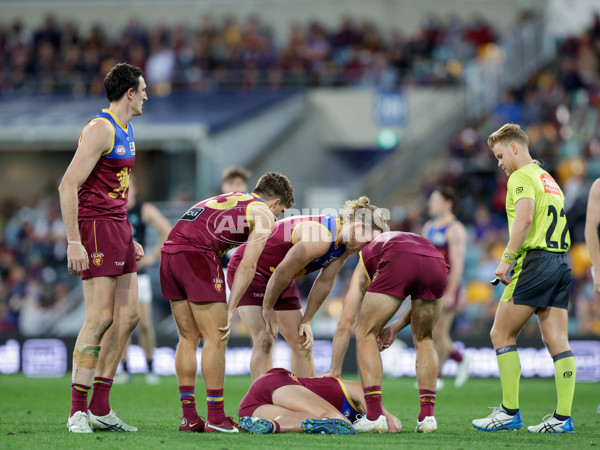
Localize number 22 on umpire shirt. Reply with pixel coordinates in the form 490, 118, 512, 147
506, 163, 570, 253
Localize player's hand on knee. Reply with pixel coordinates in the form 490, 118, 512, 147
377, 325, 395, 351
219, 310, 235, 340
298, 322, 313, 350
262, 307, 278, 339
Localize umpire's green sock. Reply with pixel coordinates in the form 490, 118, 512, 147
553, 350, 576, 417
496, 345, 520, 411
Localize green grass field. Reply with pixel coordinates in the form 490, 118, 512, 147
1, 374, 598, 449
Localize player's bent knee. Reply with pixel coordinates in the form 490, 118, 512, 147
254, 334, 274, 354
202, 330, 229, 346
489, 326, 511, 347
412, 321, 434, 343
355, 321, 377, 340
88, 314, 114, 337
125, 312, 141, 332
542, 336, 569, 356
179, 331, 201, 346
291, 344, 312, 359
490, 328, 499, 346
413, 331, 434, 345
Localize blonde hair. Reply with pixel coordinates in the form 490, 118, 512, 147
487, 123, 529, 150
339, 196, 387, 232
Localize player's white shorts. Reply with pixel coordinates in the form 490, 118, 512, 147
138, 273, 153, 303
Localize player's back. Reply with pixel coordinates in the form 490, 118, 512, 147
361, 231, 444, 276
163, 192, 266, 256
231, 215, 345, 278
78, 109, 136, 221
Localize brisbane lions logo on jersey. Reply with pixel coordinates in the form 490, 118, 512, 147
91, 252, 104, 267
214, 277, 224, 293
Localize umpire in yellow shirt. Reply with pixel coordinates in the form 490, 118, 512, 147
472, 123, 575, 434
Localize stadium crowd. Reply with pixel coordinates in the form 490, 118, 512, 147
1, 12, 599, 342
0, 195, 74, 335
413, 13, 600, 338
0, 12, 502, 94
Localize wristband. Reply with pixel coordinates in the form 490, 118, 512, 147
501, 249, 517, 264
68, 241, 87, 252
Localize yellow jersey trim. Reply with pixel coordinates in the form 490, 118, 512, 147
334, 217, 341, 249
79, 117, 115, 156
432, 214, 456, 229
336, 378, 360, 412
359, 251, 372, 283
102, 108, 128, 131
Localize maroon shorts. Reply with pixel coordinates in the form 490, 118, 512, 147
226, 267, 301, 311
79, 219, 136, 280
367, 252, 448, 300
160, 251, 226, 303
238, 368, 300, 417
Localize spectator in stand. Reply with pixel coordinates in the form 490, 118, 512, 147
463, 14, 495, 49
2, 11, 505, 94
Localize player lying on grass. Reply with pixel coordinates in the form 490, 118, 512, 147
237, 368, 402, 434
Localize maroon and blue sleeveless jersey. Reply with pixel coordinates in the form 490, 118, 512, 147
423, 218, 458, 264
230, 215, 345, 278
78, 109, 136, 221
297, 376, 360, 422
162, 192, 267, 257
360, 231, 444, 280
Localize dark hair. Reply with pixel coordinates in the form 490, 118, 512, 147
253, 172, 295, 208
435, 185, 459, 214
104, 63, 144, 102
222, 166, 251, 183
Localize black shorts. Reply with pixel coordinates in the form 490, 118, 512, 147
502, 250, 571, 310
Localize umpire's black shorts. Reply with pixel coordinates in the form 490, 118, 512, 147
501, 249, 571, 310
